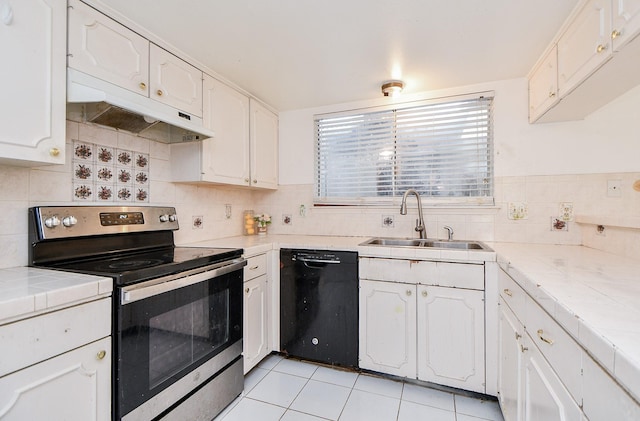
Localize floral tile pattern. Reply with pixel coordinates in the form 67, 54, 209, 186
72, 141, 149, 203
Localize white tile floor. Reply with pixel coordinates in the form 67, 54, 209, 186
214, 354, 505, 421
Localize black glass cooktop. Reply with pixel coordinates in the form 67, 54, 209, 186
44, 246, 242, 286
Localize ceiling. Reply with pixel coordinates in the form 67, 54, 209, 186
97, 0, 580, 111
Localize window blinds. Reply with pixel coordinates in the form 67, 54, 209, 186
315, 95, 493, 205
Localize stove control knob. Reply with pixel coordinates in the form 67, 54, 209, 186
44, 216, 61, 228
62, 216, 78, 227
159, 214, 170, 222
169, 214, 177, 222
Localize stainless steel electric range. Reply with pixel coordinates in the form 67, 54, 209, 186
28, 206, 246, 421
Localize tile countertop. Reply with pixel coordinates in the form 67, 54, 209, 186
0, 267, 112, 325
490, 242, 640, 403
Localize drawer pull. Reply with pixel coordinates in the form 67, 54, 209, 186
245, 287, 250, 294
503, 288, 513, 297
537, 329, 554, 345
406, 290, 412, 297
520, 344, 528, 353
96, 350, 107, 360
515, 332, 522, 340
249, 265, 259, 270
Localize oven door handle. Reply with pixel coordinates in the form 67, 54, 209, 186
121, 258, 247, 305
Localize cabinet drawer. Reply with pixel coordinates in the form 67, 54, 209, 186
431, 262, 484, 290
359, 258, 435, 284
498, 269, 526, 318
244, 253, 267, 281
0, 298, 111, 377
525, 297, 583, 404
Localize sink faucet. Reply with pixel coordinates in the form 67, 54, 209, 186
400, 189, 426, 239
443, 225, 454, 240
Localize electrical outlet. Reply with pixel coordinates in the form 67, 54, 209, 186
225, 204, 232, 219
607, 179, 622, 197
282, 214, 292, 225
382, 215, 394, 227
559, 202, 573, 221
508, 202, 528, 220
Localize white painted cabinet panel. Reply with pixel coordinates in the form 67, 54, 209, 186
522, 334, 582, 421
201, 74, 250, 186
612, 0, 640, 50
0, 337, 111, 421
67, 0, 149, 97
528, 46, 559, 123
249, 99, 279, 190
359, 280, 416, 378
150, 44, 203, 118
557, 0, 612, 97
244, 274, 269, 374
498, 300, 524, 421
417, 285, 485, 393
0, 0, 66, 165
582, 354, 640, 420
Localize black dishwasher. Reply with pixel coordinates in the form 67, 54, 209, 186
280, 249, 358, 368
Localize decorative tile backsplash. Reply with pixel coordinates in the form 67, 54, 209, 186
72, 141, 149, 202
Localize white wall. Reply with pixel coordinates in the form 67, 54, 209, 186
279, 77, 640, 183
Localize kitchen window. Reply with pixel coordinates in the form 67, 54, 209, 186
314, 93, 494, 206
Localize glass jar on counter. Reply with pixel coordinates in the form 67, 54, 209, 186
243, 210, 256, 235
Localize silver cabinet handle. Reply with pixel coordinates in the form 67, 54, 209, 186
406, 290, 412, 296
503, 288, 513, 297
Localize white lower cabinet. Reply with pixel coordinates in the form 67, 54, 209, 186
0, 297, 111, 420
359, 279, 417, 378
359, 258, 486, 393
522, 333, 582, 421
498, 300, 524, 421
0, 337, 111, 421
243, 253, 271, 373
417, 285, 485, 393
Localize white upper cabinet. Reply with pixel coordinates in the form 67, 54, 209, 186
0, 0, 66, 166
67, 0, 149, 97
528, 46, 559, 123
611, 0, 640, 50
250, 99, 279, 189
200, 74, 250, 185
149, 44, 203, 118
171, 77, 278, 190
557, 0, 612, 97
531, 0, 640, 122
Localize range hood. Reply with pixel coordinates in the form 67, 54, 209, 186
67, 68, 215, 143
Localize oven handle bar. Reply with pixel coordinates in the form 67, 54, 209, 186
121, 258, 247, 305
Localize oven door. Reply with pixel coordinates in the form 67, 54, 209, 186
115, 259, 245, 420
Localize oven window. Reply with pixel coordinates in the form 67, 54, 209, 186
148, 290, 230, 388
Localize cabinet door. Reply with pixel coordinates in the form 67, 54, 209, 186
528, 46, 559, 123
558, 0, 612, 96
201, 75, 251, 185
150, 44, 203, 117
612, 0, 640, 50
359, 280, 416, 378
67, 0, 149, 97
0, 0, 66, 165
243, 274, 269, 374
0, 337, 111, 420
498, 301, 524, 421
249, 99, 278, 189
417, 285, 485, 393
522, 335, 582, 421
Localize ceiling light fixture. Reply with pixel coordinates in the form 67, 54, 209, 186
381, 80, 404, 97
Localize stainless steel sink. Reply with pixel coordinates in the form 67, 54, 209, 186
361, 237, 493, 251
